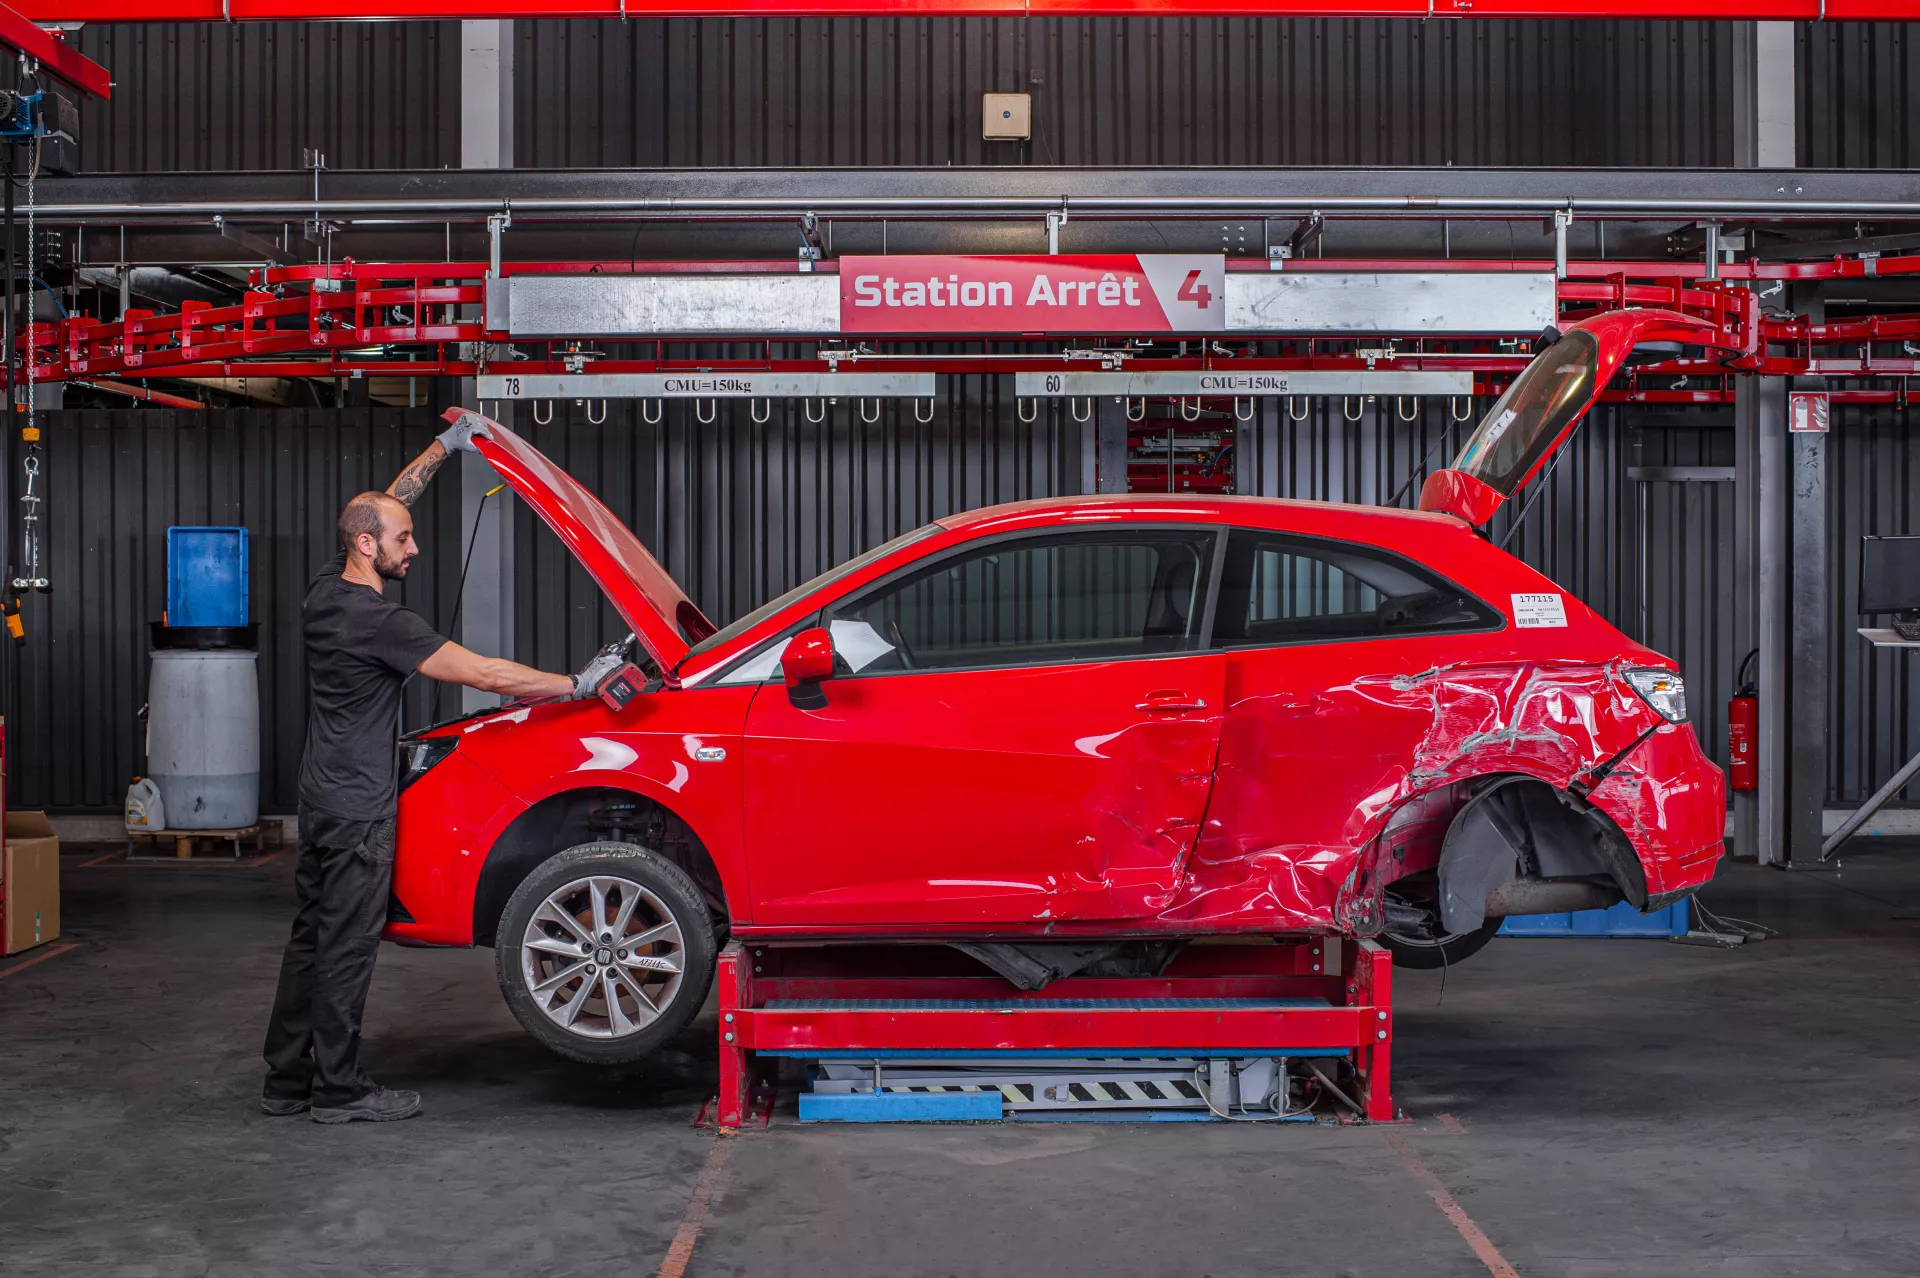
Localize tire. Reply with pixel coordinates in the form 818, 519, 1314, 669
1378, 918, 1502, 970
495, 842, 718, 1065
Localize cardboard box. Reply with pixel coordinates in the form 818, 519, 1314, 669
4, 810, 60, 955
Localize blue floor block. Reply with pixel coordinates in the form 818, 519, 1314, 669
1499, 897, 1690, 938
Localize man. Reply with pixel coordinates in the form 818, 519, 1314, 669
262, 412, 622, 1123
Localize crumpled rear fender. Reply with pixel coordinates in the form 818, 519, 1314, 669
1162, 659, 1724, 935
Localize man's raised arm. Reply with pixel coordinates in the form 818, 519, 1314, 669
386, 413, 491, 508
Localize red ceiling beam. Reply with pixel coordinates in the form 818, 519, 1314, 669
1, 6, 109, 98
27, 0, 1919, 20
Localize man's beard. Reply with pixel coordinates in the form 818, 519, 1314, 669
373, 549, 412, 581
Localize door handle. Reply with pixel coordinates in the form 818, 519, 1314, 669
1135, 689, 1208, 713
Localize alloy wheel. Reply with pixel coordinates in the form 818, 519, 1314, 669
518, 875, 687, 1040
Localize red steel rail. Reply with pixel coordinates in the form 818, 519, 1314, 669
32, 1, 1918, 21
0, 6, 110, 98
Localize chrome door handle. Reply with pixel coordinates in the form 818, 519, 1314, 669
1135, 690, 1208, 713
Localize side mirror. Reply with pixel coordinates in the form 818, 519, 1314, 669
780, 627, 835, 709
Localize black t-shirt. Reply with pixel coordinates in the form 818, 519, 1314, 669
297, 551, 449, 818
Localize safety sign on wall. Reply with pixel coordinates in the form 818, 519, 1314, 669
839, 255, 1226, 334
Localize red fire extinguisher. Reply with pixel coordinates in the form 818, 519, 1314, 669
1728, 649, 1758, 793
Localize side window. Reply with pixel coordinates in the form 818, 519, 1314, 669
826, 529, 1217, 675
1211, 530, 1498, 648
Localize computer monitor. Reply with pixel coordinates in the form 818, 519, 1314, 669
1859, 536, 1920, 636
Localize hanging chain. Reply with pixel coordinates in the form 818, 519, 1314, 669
13, 130, 46, 592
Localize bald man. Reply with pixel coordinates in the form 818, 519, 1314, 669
262, 413, 617, 1124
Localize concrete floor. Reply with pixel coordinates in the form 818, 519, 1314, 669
3, 842, 1918, 1277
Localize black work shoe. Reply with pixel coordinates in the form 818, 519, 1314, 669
311, 1087, 422, 1125
261, 1096, 310, 1117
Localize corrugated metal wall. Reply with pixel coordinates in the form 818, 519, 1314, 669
1801, 21, 1920, 168
74, 22, 460, 171
65, 18, 1919, 172
14, 396, 1917, 813
8, 408, 466, 813
515, 17, 1740, 167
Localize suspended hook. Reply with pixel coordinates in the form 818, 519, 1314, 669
532, 399, 553, 425
695, 398, 717, 425
1018, 397, 1038, 423
587, 399, 607, 425
1234, 397, 1254, 422
860, 398, 881, 423
1342, 396, 1363, 422
1287, 396, 1309, 422
641, 397, 662, 424
1126, 397, 1146, 422
1181, 397, 1201, 421
1071, 397, 1093, 423
751, 397, 771, 424
1396, 396, 1419, 422
805, 398, 827, 424
914, 397, 935, 423
1450, 395, 1473, 422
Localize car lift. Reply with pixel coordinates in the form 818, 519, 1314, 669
713, 937, 1396, 1126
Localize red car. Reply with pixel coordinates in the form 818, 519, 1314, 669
389, 310, 1726, 1064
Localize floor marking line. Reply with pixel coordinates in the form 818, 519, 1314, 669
1437, 1112, 1469, 1135
0, 942, 79, 981
1384, 1129, 1517, 1278
656, 1132, 737, 1278
79, 849, 124, 867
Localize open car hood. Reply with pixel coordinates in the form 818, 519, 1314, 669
454, 408, 715, 672
1418, 308, 1729, 527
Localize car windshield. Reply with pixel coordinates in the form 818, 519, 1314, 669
675, 523, 942, 669
1450, 330, 1601, 495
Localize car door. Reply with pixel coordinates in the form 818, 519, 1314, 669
741, 525, 1226, 928
1182, 528, 1503, 927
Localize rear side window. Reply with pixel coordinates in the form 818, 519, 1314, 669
1210, 530, 1498, 648
828, 528, 1218, 675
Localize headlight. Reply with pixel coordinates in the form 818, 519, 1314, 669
1623, 668, 1687, 723
399, 736, 458, 791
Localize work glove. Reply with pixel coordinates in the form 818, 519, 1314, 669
571, 637, 632, 699
437, 411, 493, 455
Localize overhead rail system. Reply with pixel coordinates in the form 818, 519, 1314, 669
23, 166, 1920, 411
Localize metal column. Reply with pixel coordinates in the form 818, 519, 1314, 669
1756, 376, 1789, 866
1731, 21, 1797, 169
459, 18, 517, 711
1733, 377, 1762, 860
1788, 404, 1829, 866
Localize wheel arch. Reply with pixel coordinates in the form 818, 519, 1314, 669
471, 784, 732, 948
1432, 773, 1648, 933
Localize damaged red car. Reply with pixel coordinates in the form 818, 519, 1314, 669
389, 311, 1726, 1064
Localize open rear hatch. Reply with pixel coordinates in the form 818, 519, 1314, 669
1418, 309, 1727, 528
453, 408, 715, 672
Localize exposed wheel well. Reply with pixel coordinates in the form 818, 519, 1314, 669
1433, 774, 1648, 933
470, 787, 728, 947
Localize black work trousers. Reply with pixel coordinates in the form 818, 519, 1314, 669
262, 805, 395, 1108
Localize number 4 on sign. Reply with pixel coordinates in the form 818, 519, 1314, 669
1178, 270, 1213, 309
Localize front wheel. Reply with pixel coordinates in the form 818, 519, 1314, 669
495, 842, 718, 1065
1378, 917, 1502, 970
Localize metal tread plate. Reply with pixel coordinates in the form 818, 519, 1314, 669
762, 996, 1331, 1011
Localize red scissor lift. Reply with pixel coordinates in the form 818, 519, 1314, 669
713, 936, 1396, 1127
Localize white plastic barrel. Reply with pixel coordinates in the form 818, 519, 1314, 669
147, 649, 261, 829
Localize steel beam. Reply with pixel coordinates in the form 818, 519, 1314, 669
1789, 406, 1828, 866
1756, 375, 1788, 866
32, 166, 1920, 225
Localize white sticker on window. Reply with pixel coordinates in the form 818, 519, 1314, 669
1511, 592, 1568, 628
829, 619, 898, 672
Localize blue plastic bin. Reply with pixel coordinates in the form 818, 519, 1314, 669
166, 526, 250, 627
1498, 897, 1690, 938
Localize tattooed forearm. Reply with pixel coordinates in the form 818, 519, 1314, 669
387, 442, 449, 507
